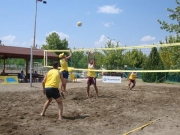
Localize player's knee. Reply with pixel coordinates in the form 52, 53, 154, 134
57, 100, 62, 105
56, 98, 62, 104
48, 98, 52, 102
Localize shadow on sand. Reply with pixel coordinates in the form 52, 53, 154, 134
63, 115, 89, 120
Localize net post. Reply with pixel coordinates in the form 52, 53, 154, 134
44, 50, 45, 67
46, 51, 48, 66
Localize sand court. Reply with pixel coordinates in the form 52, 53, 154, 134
0, 80, 180, 135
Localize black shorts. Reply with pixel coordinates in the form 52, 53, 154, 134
62, 70, 69, 79
45, 88, 61, 99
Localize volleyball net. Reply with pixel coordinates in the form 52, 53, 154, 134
43, 43, 180, 73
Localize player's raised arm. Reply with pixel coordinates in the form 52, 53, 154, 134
87, 51, 91, 63
92, 51, 96, 68
65, 49, 72, 60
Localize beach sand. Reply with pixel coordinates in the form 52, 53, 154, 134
0, 79, 180, 135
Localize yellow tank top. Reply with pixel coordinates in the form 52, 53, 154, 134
129, 72, 137, 80
45, 69, 60, 88
87, 64, 95, 77
60, 59, 68, 71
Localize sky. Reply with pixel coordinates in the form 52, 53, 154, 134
0, 0, 177, 49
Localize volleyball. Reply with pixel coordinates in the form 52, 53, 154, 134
77, 21, 82, 26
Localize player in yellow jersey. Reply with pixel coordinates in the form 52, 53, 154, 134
59, 50, 72, 93
40, 61, 65, 120
87, 51, 98, 98
128, 69, 138, 90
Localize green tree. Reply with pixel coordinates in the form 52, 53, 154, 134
158, 0, 180, 81
94, 51, 105, 69
15, 59, 26, 66
142, 47, 165, 82
71, 49, 86, 69
41, 32, 69, 66
71, 50, 105, 69
0, 58, 3, 67
159, 35, 180, 79
158, 0, 180, 34
124, 49, 147, 68
42, 32, 69, 55
102, 41, 125, 69
159, 35, 180, 69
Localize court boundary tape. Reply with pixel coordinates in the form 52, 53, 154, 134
123, 108, 180, 135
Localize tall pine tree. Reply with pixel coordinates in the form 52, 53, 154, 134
142, 47, 165, 82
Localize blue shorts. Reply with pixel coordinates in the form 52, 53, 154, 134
62, 70, 69, 79
45, 88, 61, 99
